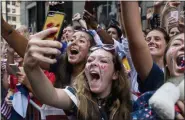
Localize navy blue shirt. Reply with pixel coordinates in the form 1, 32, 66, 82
137, 63, 164, 93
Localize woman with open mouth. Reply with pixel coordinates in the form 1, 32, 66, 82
37, 28, 96, 89
120, 1, 184, 93
120, 1, 184, 119
164, 33, 184, 80
23, 40, 132, 120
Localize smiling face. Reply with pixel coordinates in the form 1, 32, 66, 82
67, 31, 91, 65
165, 33, 184, 77
146, 30, 167, 58
85, 49, 118, 98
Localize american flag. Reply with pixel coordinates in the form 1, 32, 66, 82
1, 100, 12, 119
1, 84, 29, 120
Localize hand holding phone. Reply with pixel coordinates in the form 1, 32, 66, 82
83, 1, 98, 30
84, 1, 94, 15
9, 64, 20, 76
170, 11, 179, 22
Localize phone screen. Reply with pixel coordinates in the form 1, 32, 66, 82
170, 11, 179, 22
9, 64, 20, 75
43, 11, 65, 41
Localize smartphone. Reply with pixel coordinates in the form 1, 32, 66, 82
42, 11, 65, 41
170, 11, 179, 22
83, 1, 97, 20
84, 1, 94, 15
9, 64, 20, 75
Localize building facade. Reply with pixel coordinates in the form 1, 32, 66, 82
20, 1, 184, 33
20, 1, 73, 33
20, 1, 47, 33
1, 1, 21, 29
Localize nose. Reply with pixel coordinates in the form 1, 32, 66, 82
65, 31, 68, 35
70, 38, 78, 45
148, 37, 155, 45
180, 44, 184, 51
90, 60, 99, 68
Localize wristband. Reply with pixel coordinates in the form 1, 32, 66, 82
77, 18, 82, 22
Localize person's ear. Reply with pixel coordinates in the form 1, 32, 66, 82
112, 71, 119, 80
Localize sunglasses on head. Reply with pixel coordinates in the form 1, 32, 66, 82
90, 44, 115, 53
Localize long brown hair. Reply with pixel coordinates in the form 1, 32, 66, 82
54, 30, 95, 88
75, 49, 131, 120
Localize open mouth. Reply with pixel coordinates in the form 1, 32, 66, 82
90, 72, 100, 80
70, 49, 79, 55
176, 56, 185, 67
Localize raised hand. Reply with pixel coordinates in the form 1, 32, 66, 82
154, 0, 164, 7
23, 27, 62, 70
16, 71, 28, 85
175, 100, 184, 120
7, 46, 15, 54
72, 13, 81, 21
5, 92, 13, 106
168, 1, 181, 7
167, 16, 179, 28
83, 10, 98, 30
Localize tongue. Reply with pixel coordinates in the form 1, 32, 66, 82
177, 57, 185, 67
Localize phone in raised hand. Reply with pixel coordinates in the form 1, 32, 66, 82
170, 11, 179, 22
42, 11, 66, 41
83, 1, 96, 19
9, 64, 20, 76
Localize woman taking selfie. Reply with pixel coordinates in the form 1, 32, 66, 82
23, 32, 131, 120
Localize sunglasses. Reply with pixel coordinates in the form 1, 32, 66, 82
90, 44, 116, 53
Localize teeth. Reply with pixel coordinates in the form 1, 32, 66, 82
90, 71, 97, 74
71, 48, 77, 51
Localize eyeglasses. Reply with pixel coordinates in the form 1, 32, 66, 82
90, 44, 115, 53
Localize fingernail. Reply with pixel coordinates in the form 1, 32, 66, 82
58, 50, 61, 55
59, 43, 62, 48
53, 27, 58, 31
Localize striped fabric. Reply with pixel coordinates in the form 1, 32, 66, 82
1, 100, 12, 119
1, 84, 29, 120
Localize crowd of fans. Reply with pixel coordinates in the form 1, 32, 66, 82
1, 1, 184, 120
